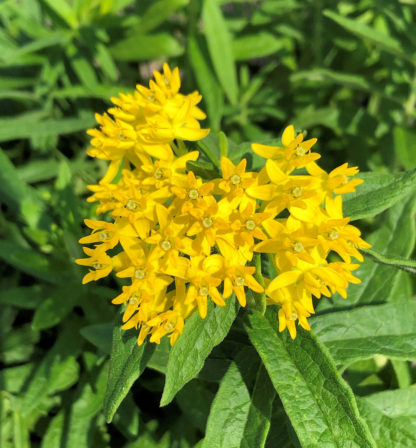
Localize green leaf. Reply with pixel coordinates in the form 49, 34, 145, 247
320, 193, 416, 312
0, 286, 46, 309
110, 33, 183, 61
80, 322, 113, 354
103, 321, 155, 423
32, 285, 81, 330
394, 126, 416, 170
138, 0, 189, 34
232, 32, 285, 60
312, 301, 416, 365
342, 170, 416, 221
203, 347, 273, 448
358, 389, 416, 448
0, 116, 96, 142
41, 0, 78, 28
324, 9, 415, 65
188, 35, 224, 132
202, 0, 238, 104
41, 361, 108, 448
0, 149, 47, 228
243, 309, 376, 448
160, 296, 239, 406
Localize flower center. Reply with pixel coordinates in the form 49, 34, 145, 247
293, 241, 304, 253
126, 199, 139, 211
93, 263, 104, 270
161, 240, 172, 251
99, 231, 110, 241
165, 321, 175, 331
129, 293, 141, 305
245, 219, 256, 231
292, 186, 302, 198
188, 189, 199, 200
235, 276, 245, 286
295, 145, 306, 156
154, 168, 163, 179
164, 77, 170, 86
288, 311, 298, 321
202, 217, 213, 228
329, 229, 339, 240
134, 269, 145, 279
231, 174, 241, 185
199, 286, 209, 296
147, 93, 155, 102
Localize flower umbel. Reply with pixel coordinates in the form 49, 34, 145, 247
77, 68, 369, 344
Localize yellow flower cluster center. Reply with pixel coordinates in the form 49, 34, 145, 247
76, 64, 370, 345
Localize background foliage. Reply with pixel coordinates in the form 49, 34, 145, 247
1, 0, 416, 447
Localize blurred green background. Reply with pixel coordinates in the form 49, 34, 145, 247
1, 0, 416, 447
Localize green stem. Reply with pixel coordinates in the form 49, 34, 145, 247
361, 248, 416, 275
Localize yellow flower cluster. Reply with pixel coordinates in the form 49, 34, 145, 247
77, 64, 370, 344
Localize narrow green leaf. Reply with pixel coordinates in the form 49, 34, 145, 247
324, 9, 415, 64
203, 347, 266, 448
0, 148, 47, 228
312, 301, 416, 365
188, 35, 224, 132
41, 361, 108, 448
110, 33, 183, 61
104, 321, 155, 423
358, 390, 416, 447
186, 160, 219, 180
243, 309, 376, 448
161, 296, 239, 406
0, 116, 95, 142
0, 285, 46, 309
41, 0, 78, 28
343, 170, 416, 221
139, 0, 189, 34
202, 0, 238, 104
394, 126, 416, 169
232, 32, 285, 60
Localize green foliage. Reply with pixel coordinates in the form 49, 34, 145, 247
1, 0, 416, 446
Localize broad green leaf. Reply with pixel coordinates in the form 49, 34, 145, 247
241, 364, 275, 448
186, 160, 219, 180
188, 35, 224, 132
0, 364, 34, 394
320, 193, 416, 312
343, 170, 416, 220
176, 380, 215, 432
202, 0, 238, 104
110, 33, 183, 61
0, 116, 95, 142
41, 361, 108, 448
80, 322, 113, 354
112, 393, 140, 440
0, 324, 40, 364
394, 126, 416, 169
243, 309, 376, 448
160, 296, 239, 406
232, 32, 285, 60
311, 301, 416, 365
203, 347, 273, 448
358, 390, 416, 448
324, 10, 415, 64
103, 321, 155, 423
17, 160, 59, 183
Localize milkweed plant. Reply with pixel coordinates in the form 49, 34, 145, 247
74, 65, 416, 447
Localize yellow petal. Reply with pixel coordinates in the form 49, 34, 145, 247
281, 125, 295, 146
